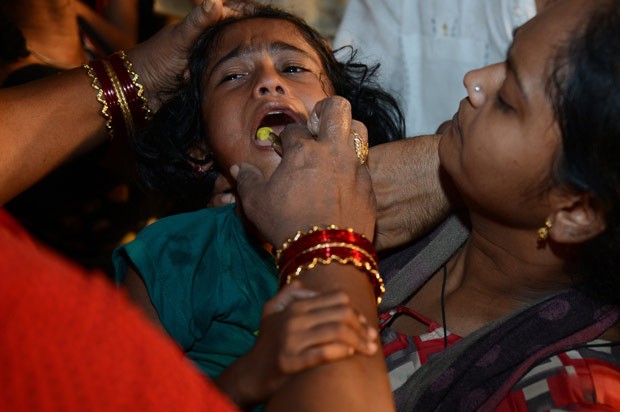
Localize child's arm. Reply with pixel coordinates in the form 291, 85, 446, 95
214, 282, 378, 409
124, 266, 167, 332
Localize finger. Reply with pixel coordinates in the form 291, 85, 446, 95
350, 120, 370, 165
283, 290, 352, 315
278, 123, 314, 155
311, 96, 352, 145
230, 162, 264, 204
288, 302, 375, 343
302, 320, 378, 355
282, 327, 379, 373
207, 192, 236, 208
213, 173, 234, 193
263, 282, 319, 315
222, 0, 256, 18
285, 343, 357, 372
178, 0, 224, 37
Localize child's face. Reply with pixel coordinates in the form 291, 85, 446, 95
201, 18, 334, 178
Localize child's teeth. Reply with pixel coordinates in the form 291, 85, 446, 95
256, 127, 273, 141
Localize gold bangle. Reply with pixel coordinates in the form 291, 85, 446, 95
82, 62, 113, 138
116, 50, 152, 121
280, 255, 385, 305
102, 60, 135, 136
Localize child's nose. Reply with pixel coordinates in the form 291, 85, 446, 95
255, 67, 287, 97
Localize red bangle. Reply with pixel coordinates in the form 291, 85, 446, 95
277, 226, 384, 305
82, 51, 151, 140
108, 52, 150, 130
277, 226, 377, 265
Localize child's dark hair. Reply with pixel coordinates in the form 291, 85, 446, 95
133, 4, 405, 205
550, 0, 620, 304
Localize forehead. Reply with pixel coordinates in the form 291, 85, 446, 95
208, 18, 319, 61
508, 0, 595, 93
513, 0, 593, 63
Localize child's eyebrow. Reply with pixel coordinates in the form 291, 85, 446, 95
209, 41, 317, 74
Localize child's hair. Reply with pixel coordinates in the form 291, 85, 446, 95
549, 0, 620, 304
133, 4, 405, 205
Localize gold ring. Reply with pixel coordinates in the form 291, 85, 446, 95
351, 130, 369, 164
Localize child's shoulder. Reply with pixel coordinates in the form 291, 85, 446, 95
141, 205, 237, 237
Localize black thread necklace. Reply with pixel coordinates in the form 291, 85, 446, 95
441, 264, 449, 349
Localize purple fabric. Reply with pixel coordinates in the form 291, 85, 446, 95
412, 289, 619, 412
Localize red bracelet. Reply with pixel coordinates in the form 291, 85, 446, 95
277, 226, 385, 305
83, 51, 151, 140
277, 226, 377, 265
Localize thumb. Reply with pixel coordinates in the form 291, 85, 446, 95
177, 0, 223, 37
230, 162, 265, 200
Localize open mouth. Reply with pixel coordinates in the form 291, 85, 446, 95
255, 112, 297, 145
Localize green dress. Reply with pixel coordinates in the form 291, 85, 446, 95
113, 204, 278, 378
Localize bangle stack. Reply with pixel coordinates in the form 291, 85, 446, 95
276, 225, 385, 305
82, 51, 151, 140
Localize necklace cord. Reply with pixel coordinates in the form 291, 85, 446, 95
441, 264, 448, 349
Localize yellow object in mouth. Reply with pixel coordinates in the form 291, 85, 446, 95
256, 127, 273, 141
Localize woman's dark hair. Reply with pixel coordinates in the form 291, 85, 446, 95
0, 6, 29, 63
550, 0, 620, 304
133, 4, 405, 205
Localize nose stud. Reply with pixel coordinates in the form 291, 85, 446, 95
473, 85, 482, 93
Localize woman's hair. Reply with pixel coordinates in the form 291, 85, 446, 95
550, 0, 620, 304
0, 6, 29, 63
133, 4, 405, 205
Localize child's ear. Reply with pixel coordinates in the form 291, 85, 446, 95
549, 192, 606, 243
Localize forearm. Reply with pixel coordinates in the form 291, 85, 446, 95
370, 135, 454, 250
0, 68, 106, 205
266, 265, 394, 412
76, 0, 138, 50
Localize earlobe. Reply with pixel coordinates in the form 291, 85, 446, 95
549, 193, 606, 243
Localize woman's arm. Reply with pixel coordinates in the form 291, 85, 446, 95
235, 97, 395, 411
0, 0, 231, 205
370, 135, 456, 250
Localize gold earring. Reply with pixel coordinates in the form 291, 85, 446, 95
537, 219, 552, 242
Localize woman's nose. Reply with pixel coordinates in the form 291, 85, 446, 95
254, 66, 287, 97
463, 63, 505, 108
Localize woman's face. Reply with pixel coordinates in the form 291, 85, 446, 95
439, 0, 594, 227
200, 18, 333, 178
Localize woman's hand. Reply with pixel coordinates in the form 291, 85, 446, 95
232, 96, 376, 247
215, 282, 378, 408
126, 0, 249, 110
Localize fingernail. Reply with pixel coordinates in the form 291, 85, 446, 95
367, 341, 378, 352
367, 326, 378, 339
221, 193, 235, 204
229, 164, 239, 179
202, 0, 215, 13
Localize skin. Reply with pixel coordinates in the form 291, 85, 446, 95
123, 18, 378, 409
396, 0, 610, 340
235, 0, 617, 410
201, 18, 335, 180
0, 0, 249, 206
234, 97, 394, 411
